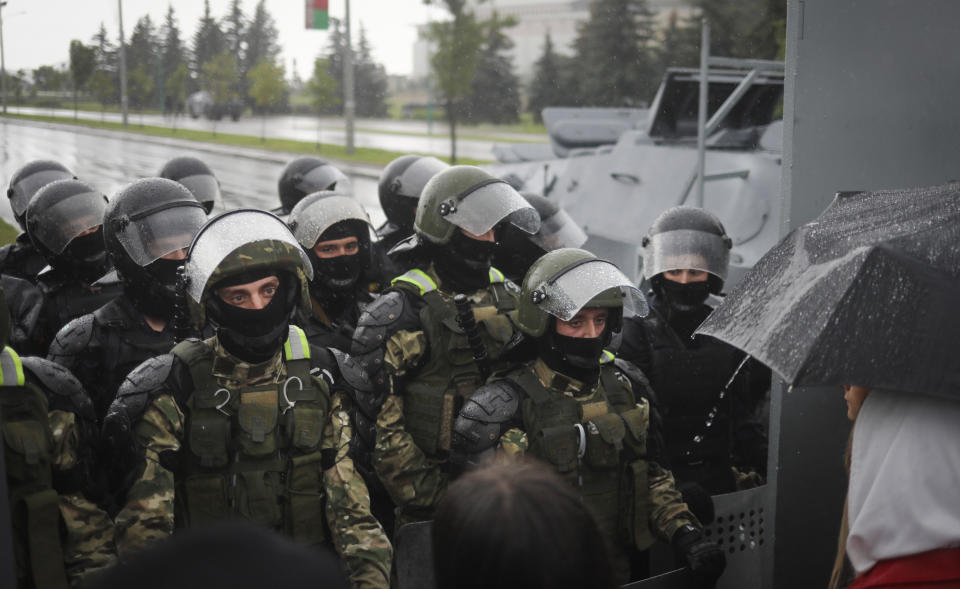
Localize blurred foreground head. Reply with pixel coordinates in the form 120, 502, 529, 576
90, 521, 348, 589
432, 460, 616, 589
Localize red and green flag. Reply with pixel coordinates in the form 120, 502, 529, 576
305, 0, 329, 30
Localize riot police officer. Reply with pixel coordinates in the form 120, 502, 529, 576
451, 248, 725, 585
276, 156, 350, 215
47, 178, 208, 423
158, 156, 222, 213
102, 209, 391, 588
493, 192, 588, 283
1, 160, 76, 281
373, 155, 449, 279
619, 206, 769, 497
0, 284, 116, 586
14, 179, 121, 355
351, 165, 540, 526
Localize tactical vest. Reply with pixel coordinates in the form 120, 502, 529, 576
0, 346, 69, 589
39, 277, 122, 352
170, 326, 332, 546
392, 268, 518, 458
510, 361, 657, 553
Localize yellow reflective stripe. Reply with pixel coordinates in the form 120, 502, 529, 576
390, 269, 437, 295
0, 347, 24, 386
283, 326, 311, 361
599, 350, 615, 364
488, 267, 505, 283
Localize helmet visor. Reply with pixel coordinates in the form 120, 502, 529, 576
394, 157, 448, 198
535, 259, 648, 321
185, 210, 313, 305
531, 209, 588, 251
642, 229, 730, 281
32, 191, 107, 254
9, 169, 74, 217
443, 181, 541, 237
177, 174, 221, 211
296, 165, 350, 194
289, 195, 372, 248
116, 204, 208, 267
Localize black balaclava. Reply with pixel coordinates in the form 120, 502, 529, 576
127, 257, 183, 321
494, 223, 547, 283
207, 270, 297, 363
430, 230, 499, 293
537, 311, 620, 385
652, 274, 711, 313
61, 227, 110, 283
307, 221, 366, 318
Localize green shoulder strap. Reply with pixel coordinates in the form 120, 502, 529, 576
0, 347, 25, 387
488, 267, 505, 283
391, 268, 438, 297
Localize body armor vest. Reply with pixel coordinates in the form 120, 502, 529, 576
392, 268, 518, 458
38, 275, 122, 353
638, 309, 739, 491
508, 362, 656, 554
170, 326, 332, 546
0, 347, 69, 589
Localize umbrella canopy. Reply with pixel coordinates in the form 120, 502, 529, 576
697, 181, 960, 398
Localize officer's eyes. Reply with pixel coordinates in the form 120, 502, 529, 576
344, 242, 359, 252
263, 286, 277, 297
321, 246, 336, 253
229, 294, 246, 303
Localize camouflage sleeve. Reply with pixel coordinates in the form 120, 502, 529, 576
323, 391, 392, 589
372, 394, 447, 524
113, 394, 184, 558
383, 329, 427, 381
49, 409, 116, 581
648, 460, 700, 542
497, 428, 528, 459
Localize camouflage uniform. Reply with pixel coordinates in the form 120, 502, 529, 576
103, 209, 391, 589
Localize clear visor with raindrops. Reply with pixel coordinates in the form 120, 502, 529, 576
531, 259, 648, 321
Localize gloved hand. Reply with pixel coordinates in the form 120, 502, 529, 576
673, 525, 726, 585
678, 481, 715, 524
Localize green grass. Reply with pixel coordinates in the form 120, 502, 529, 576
0, 218, 19, 246
2, 113, 492, 167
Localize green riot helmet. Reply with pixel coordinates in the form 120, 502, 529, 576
378, 155, 449, 231
641, 206, 732, 294
415, 165, 541, 245
517, 248, 648, 338
184, 209, 313, 361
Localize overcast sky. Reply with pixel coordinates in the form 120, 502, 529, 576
2, 0, 443, 79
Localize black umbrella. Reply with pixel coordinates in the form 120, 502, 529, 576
697, 181, 960, 398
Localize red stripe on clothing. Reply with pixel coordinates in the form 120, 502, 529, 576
847, 547, 960, 589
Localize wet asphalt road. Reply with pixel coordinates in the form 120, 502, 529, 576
0, 118, 385, 228
4, 106, 536, 162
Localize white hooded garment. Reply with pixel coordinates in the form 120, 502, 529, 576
846, 389, 960, 574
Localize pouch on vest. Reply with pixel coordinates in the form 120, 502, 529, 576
237, 388, 279, 457
620, 405, 649, 457
235, 468, 283, 527
285, 405, 324, 452
182, 473, 230, 525
620, 459, 655, 550
584, 412, 625, 470
286, 452, 327, 546
538, 424, 579, 473
3, 420, 52, 482
188, 413, 230, 468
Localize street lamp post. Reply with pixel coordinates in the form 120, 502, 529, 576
117, 0, 128, 126
0, 1, 8, 115
343, 0, 355, 154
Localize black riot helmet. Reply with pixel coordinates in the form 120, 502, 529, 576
26, 179, 110, 282
378, 155, 449, 231
642, 206, 733, 300
7, 160, 76, 230
277, 157, 350, 215
158, 156, 222, 214
104, 178, 208, 320
496, 192, 588, 282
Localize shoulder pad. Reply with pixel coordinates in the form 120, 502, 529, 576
47, 314, 97, 362
328, 348, 381, 419
92, 298, 128, 328
352, 290, 421, 354
613, 358, 658, 405
20, 356, 95, 421
305, 344, 337, 387
113, 354, 179, 423
0, 243, 12, 266
459, 379, 523, 424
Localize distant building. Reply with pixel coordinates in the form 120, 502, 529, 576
411, 0, 695, 82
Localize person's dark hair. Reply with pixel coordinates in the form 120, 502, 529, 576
432, 461, 616, 589
89, 520, 348, 589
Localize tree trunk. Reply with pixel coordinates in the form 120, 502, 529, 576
447, 100, 457, 164
74, 90, 78, 121
261, 114, 266, 143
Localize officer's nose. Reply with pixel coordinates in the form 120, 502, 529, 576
583, 322, 602, 339
249, 293, 271, 310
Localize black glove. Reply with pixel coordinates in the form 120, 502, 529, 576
679, 481, 715, 524
673, 525, 726, 586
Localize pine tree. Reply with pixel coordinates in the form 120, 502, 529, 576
244, 0, 280, 71
572, 0, 658, 106
462, 13, 520, 124
321, 18, 345, 115
223, 0, 246, 60
90, 22, 118, 106
128, 16, 160, 108
528, 33, 577, 122
161, 6, 187, 111
193, 0, 226, 76
354, 25, 388, 118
